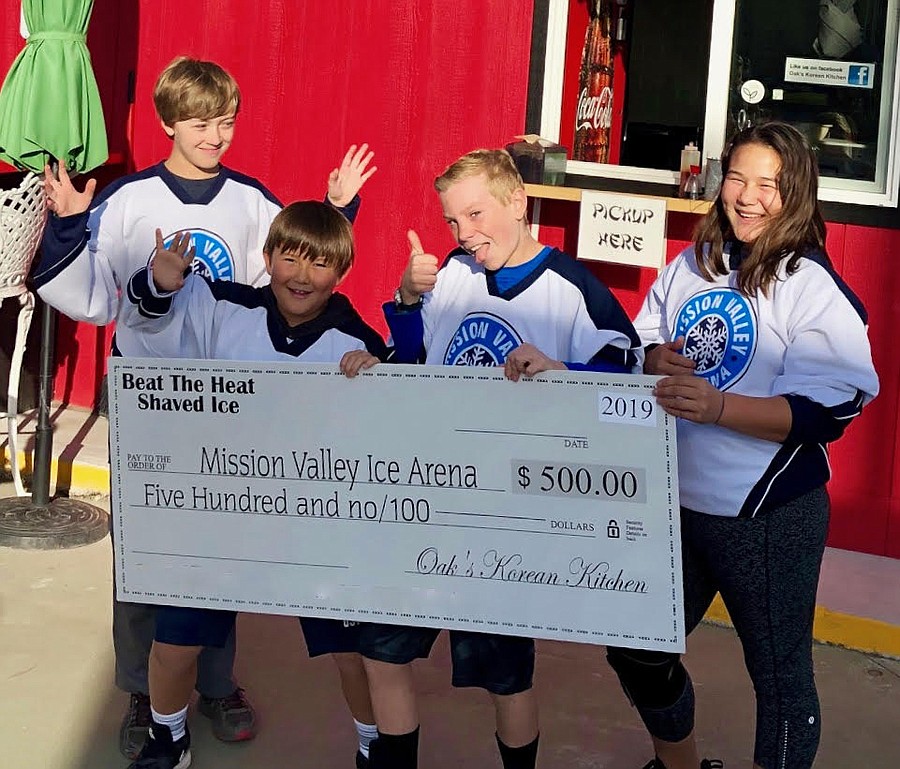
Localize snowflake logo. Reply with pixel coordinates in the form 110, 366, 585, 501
444, 312, 523, 366
456, 347, 495, 366
191, 259, 213, 280
683, 316, 728, 372
673, 288, 757, 390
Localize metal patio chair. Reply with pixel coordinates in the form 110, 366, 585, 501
0, 172, 47, 495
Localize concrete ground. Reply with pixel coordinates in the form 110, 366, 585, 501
2, 407, 900, 767
1, 484, 899, 769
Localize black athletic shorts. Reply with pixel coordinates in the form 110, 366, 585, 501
299, 616, 362, 657
359, 624, 534, 695
154, 605, 236, 648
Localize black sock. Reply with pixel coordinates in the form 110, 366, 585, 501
368, 727, 419, 769
495, 733, 539, 769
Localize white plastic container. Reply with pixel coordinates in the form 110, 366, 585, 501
679, 142, 701, 197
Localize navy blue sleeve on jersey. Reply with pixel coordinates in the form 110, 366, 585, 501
741, 392, 866, 518
565, 358, 632, 374
33, 211, 91, 287
383, 301, 426, 363
563, 343, 639, 373
544, 251, 642, 370
784, 392, 866, 444
125, 266, 178, 319
327, 193, 361, 223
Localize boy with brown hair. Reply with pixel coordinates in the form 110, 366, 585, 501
34, 55, 376, 760
115, 199, 387, 769
362, 148, 642, 768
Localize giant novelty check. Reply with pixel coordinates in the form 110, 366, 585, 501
109, 360, 684, 652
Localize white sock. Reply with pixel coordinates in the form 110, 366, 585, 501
151, 705, 189, 742
354, 718, 378, 758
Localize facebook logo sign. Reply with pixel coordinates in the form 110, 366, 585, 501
848, 65, 872, 87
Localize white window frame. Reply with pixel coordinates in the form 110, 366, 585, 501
537, 0, 900, 207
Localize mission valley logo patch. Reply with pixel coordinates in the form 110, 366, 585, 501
674, 288, 757, 390
163, 229, 235, 281
444, 312, 523, 366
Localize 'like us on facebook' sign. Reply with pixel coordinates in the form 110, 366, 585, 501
784, 57, 875, 89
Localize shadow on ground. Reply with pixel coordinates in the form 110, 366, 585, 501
1, 500, 898, 769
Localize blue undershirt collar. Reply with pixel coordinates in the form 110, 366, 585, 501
492, 245, 552, 293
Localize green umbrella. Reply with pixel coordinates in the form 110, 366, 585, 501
0, 0, 109, 547
0, 0, 108, 173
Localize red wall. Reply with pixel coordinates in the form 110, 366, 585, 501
2, 1, 898, 558
0, 0, 136, 410
128, 0, 534, 323
536, 199, 900, 558
1, 0, 534, 409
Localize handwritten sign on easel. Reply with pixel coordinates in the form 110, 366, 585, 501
577, 191, 666, 269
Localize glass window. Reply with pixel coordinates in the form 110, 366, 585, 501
532, 0, 900, 205
728, 0, 898, 198
618, 0, 714, 173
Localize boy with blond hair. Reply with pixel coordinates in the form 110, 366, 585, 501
33, 55, 376, 760
361, 149, 642, 768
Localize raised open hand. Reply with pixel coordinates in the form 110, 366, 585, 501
150, 230, 195, 292
44, 161, 97, 217
327, 143, 377, 207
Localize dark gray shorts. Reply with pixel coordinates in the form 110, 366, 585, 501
298, 616, 362, 657
154, 605, 236, 648
359, 624, 535, 695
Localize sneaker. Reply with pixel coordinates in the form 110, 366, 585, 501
128, 722, 191, 769
197, 687, 257, 742
640, 760, 723, 769
356, 750, 369, 768
119, 692, 152, 760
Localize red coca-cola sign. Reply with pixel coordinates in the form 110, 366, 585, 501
572, 0, 614, 163
575, 85, 613, 131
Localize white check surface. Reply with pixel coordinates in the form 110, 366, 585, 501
109, 360, 684, 652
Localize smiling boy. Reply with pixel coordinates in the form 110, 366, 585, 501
32, 56, 375, 761
361, 149, 642, 769
117, 201, 386, 769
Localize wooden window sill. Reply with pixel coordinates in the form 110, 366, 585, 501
524, 183, 712, 215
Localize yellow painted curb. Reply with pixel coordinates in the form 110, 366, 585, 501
705, 595, 900, 659
3, 450, 110, 497
6, 448, 900, 659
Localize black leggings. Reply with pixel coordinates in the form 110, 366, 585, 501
607, 487, 829, 769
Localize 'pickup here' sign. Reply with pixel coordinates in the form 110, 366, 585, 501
577, 190, 666, 269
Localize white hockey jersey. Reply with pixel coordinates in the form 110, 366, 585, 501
387, 247, 642, 370
122, 266, 388, 364
33, 163, 283, 355
635, 245, 879, 518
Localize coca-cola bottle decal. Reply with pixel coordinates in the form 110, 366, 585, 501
573, 0, 613, 163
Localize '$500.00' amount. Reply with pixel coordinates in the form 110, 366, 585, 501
513, 462, 646, 503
